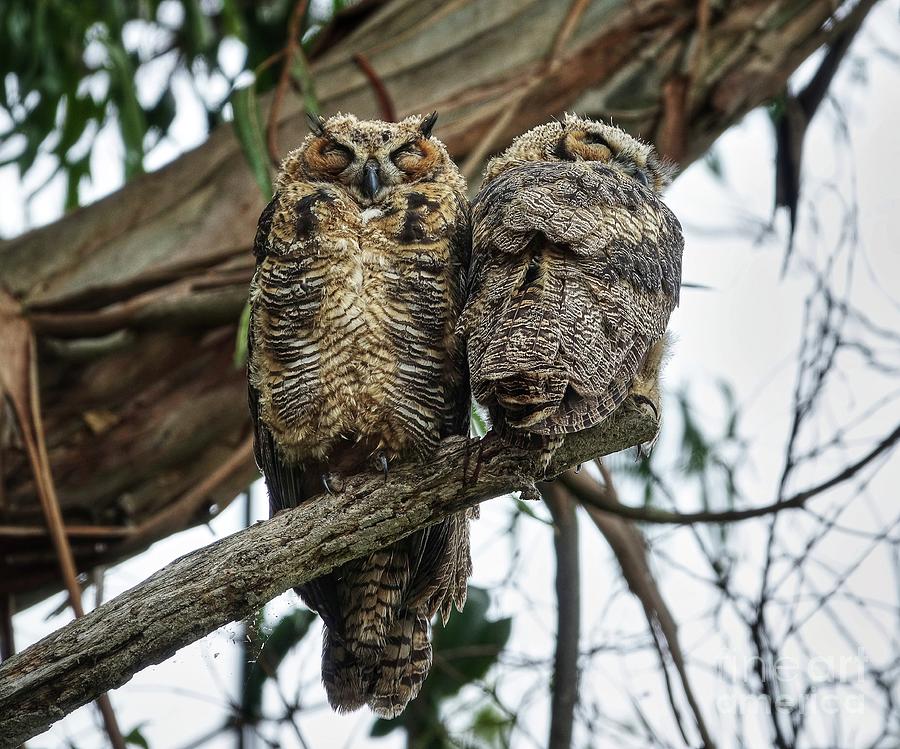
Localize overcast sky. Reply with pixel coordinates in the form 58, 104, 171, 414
6, 3, 900, 747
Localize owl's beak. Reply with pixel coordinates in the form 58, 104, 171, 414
361, 159, 382, 200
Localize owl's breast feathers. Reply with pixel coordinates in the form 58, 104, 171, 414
249, 180, 469, 463
462, 161, 684, 435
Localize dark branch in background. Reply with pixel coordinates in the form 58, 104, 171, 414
568, 421, 899, 525
353, 53, 397, 122
566, 464, 717, 749
774, 0, 874, 258
267, 0, 311, 165
0, 594, 13, 662
542, 482, 581, 749
0, 406, 656, 748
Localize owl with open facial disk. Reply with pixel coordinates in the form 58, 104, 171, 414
460, 114, 683, 443
248, 112, 473, 718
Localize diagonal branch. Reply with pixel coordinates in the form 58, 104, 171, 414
0, 405, 657, 748
567, 465, 717, 749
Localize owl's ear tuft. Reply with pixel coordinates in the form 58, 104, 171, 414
419, 111, 438, 138
306, 111, 327, 136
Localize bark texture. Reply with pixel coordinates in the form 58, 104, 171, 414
0, 405, 655, 748
0, 0, 876, 594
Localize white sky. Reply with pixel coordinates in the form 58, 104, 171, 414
5, 3, 900, 748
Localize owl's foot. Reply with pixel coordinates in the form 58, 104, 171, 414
322, 473, 336, 495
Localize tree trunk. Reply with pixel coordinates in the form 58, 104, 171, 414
0, 0, 877, 598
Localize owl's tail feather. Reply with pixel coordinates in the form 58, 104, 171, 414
368, 610, 433, 718
319, 513, 473, 717
344, 547, 411, 664
321, 629, 369, 713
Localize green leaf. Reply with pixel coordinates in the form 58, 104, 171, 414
513, 497, 551, 525
471, 705, 513, 748
183, 0, 217, 55
105, 38, 147, 180
124, 723, 150, 749
64, 155, 91, 212
230, 84, 272, 200
234, 301, 251, 367
704, 148, 724, 181
429, 588, 511, 700
470, 406, 487, 437
291, 52, 320, 116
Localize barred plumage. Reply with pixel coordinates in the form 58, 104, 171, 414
248, 113, 473, 717
460, 114, 683, 441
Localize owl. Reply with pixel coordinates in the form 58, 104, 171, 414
460, 114, 682, 445
247, 112, 473, 717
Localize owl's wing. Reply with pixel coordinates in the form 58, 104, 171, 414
408, 191, 474, 620
442, 194, 473, 439
248, 195, 305, 513
465, 161, 683, 434
248, 189, 342, 629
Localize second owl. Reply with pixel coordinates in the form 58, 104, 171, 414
460, 114, 683, 443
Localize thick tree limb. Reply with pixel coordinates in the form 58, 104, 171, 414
0, 406, 656, 748
0, 0, 873, 599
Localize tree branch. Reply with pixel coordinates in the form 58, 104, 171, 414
542, 482, 581, 749
569, 465, 717, 749
567, 421, 899, 525
0, 406, 656, 748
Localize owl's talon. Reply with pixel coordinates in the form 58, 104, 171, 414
375, 451, 389, 482
322, 474, 334, 495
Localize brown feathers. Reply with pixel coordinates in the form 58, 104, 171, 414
248, 113, 473, 717
461, 114, 683, 440
248, 111, 683, 718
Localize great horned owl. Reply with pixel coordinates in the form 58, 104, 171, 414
248, 112, 473, 717
460, 114, 682, 443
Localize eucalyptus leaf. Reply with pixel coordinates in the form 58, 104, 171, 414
230, 84, 272, 201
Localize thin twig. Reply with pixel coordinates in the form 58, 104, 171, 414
353, 53, 396, 122
267, 0, 310, 165
0, 594, 13, 662
568, 422, 899, 525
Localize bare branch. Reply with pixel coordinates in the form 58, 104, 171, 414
569, 466, 717, 749
0, 406, 656, 747
568, 422, 899, 525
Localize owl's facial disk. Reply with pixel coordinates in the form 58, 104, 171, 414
301, 112, 443, 206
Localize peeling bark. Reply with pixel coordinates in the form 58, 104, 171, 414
0, 0, 877, 597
